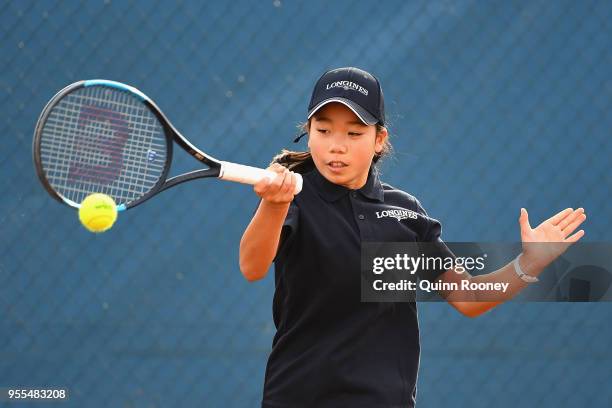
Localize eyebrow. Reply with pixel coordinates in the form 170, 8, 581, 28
313, 116, 367, 126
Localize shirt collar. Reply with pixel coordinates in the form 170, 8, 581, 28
311, 165, 384, 203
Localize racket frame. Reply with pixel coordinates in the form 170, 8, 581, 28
33, 79, 300, 211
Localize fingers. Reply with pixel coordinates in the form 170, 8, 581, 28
254, 164, 297, 203
269, 163, 286, 174
264, 168, 288, 197
253, 164, 286, 195
560, 209, 587, 236
281, 171, 296, 195
564, 229, 585, 243
253, 175, 272, 195
547, 207, 573, 226
557, 208, 584, 230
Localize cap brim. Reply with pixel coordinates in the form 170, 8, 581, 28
307, 98, 378, 125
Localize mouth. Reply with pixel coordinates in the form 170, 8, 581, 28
327, 160, 348, 169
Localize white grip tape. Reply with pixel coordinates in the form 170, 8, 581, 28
219, 161, 303, 194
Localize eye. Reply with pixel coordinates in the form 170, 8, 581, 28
317, 128, 330, 134
348, 132, 363, 137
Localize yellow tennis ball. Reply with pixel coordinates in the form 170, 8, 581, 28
78, 193, 118, 233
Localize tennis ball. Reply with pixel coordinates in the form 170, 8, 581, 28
78, 193, 118, 233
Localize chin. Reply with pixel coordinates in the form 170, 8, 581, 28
326, 172, 356, 188
316, 162, 356, 187
322, 167, 346, 179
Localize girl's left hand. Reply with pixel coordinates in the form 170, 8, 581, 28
519, 207, 586, 269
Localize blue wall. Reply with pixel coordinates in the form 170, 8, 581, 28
1, 0, 610, 406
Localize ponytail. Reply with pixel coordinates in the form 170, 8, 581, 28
271, 149, 315, 174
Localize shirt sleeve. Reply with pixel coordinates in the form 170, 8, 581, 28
413, 199, 456, 282
250, 199, 300, 262
276, 201, 299, 259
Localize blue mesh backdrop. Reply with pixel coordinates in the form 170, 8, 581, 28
1, 0, 611, 406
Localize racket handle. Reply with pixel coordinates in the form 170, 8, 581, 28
219, 161, 303, 194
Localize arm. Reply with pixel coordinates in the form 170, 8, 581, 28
438, 254, 540, 318
440, 207, 586, 318
239, 164, 298, 282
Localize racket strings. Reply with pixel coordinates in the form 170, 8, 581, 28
39, 86, 168, 206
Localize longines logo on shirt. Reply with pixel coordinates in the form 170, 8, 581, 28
326, 81, 369, 96
376, 208, 419, 221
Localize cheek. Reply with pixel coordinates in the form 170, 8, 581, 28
354, 140, 377, 158
308, 138, 325, 159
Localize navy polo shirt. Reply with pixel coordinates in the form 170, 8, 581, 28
262, 166, 454, 408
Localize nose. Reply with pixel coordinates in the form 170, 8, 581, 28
329, 133, 347, 154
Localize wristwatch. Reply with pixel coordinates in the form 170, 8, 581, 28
513, 253, 539, 283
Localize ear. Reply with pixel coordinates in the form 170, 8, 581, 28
374, 127, 388, 154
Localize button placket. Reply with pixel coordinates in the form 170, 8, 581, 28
350, 194, 372, 241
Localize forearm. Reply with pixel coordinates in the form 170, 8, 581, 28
448, 254, 544, 317
239, 200, 290, 281
471, 255, 539, 301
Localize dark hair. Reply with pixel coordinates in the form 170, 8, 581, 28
271, 120, 392, 173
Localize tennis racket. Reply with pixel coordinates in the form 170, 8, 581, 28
33, 79, 302, 211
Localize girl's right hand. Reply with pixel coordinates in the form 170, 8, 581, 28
253, 163, 298, 205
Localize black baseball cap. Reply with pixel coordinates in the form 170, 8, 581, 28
294, 67, 385, 143
308, 67, 385, 125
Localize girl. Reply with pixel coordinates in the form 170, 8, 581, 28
239, 67, 586, 408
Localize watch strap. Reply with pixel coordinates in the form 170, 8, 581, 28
513, 253, 539, 283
